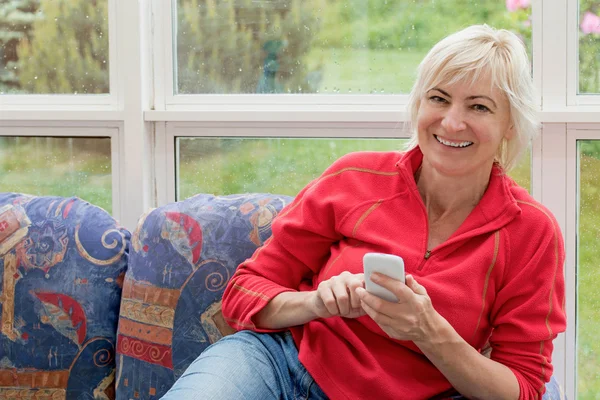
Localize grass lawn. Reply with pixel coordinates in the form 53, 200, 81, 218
0, 137, 112, 213
177, 137, 407, 198
305, 47, 426, 94
178, 138, 532, 198
576, 154, 600, 399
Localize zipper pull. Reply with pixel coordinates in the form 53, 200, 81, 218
424, 250, 431, 260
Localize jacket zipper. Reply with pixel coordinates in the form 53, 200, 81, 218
417, 250, 432, 271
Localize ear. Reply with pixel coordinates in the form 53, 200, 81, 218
504, 124, 516, 141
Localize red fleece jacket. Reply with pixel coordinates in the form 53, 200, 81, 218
222, 148, 566, 400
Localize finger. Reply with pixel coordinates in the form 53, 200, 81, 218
359, 295, 378, 320
371, 272, 412, 299
348, 277, 364, 309
332, 280, 351, 315
406, 275, 427, 295
317, 284, 340, 316
355, 286, 385, 312
359, 298, 395, 327
355, 273, 365, 286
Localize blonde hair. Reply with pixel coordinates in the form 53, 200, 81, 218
405, 24, 539, 172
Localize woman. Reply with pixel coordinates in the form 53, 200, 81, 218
162, 25, 566, 400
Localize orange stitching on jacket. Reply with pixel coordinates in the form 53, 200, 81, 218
352, 200, 383, 238
324, 167, 399, 179
471, 231, 500, 343
232, 283, 270, 302
517, 200, 561, 393
516, 200, 559, 339
278, 168, 399, 219
322, 245, 357, 277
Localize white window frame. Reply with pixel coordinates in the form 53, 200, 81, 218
565, 126, 600, 400
567, 0, 600, 105
1, 1, 600, 398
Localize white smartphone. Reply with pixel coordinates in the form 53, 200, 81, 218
363, 253, 405, 302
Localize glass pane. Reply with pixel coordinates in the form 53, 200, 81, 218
0, 0, 109, 95
176, 138, 532, 199
508, 147, 531, 193
177, 138, 406, 198
174, 0, 532, 95
0, 137, 112, 213
577, 140, 600, 398
579, 1, 600, 94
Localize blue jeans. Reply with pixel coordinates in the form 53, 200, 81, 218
161, 330, 328, 400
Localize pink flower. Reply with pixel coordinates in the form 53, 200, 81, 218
506, 0, 520, 12
506, 0, 530, 12
580, 11, 600, 35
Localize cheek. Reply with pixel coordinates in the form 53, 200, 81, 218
416, 108, 435, 134
471, 124, 502, 145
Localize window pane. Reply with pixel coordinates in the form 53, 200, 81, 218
176, 138, 406, 198
577, 140, 600, 398
579, 1, 600, 94
0, 0, 109, 95
508, 147, 531, 193
176, 138, 532, 199
0, 137, 112, 213
174, 0, 532, 95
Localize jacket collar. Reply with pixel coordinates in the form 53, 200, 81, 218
395, 146, 521, 239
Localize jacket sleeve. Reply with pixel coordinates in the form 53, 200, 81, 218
221, 156, 355, 332
489, 207, 566, 400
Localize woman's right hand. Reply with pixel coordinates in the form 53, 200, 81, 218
311, 272, 367, 319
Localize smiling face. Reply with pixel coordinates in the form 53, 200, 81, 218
416, 74, 515, 179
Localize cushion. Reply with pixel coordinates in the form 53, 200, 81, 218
115, 193, 292, 399
0, 193, 129, 399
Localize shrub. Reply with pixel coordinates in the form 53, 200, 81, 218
176, 0, 324, 94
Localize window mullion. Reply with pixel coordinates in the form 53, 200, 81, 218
115, 0, 154, 230
541, 0, 569, 110
540, 123, 569, 395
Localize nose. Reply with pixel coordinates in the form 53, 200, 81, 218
441, 105, 467, 133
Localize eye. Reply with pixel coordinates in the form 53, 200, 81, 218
429, 95, 447, 104
472, 104, 491, 113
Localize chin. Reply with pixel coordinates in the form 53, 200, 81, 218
427, 157, 474, 177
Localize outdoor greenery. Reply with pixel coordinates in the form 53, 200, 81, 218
0, 137, 112, 212
1, 0, 598, 94
0, 0, 109, 94
580, 0, 600, 93
177, 137, 531, 197
176, 0, 323, 93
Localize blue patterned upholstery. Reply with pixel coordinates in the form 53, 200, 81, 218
115, 193, 293, 399
0, 193, 129, 399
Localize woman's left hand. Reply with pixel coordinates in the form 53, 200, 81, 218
355, 273, 441, 342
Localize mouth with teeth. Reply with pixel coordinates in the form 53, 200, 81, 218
434, 135, 474, 148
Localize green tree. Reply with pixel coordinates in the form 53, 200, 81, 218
15, 0, 109, 94
318, 0, 530, 52
176, 0, 323, 94
579, 0, 600, 94
0, 0, 40, 93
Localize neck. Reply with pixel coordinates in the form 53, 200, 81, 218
415, 159, 494, 221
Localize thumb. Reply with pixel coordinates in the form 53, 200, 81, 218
406, 275, 427, 295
